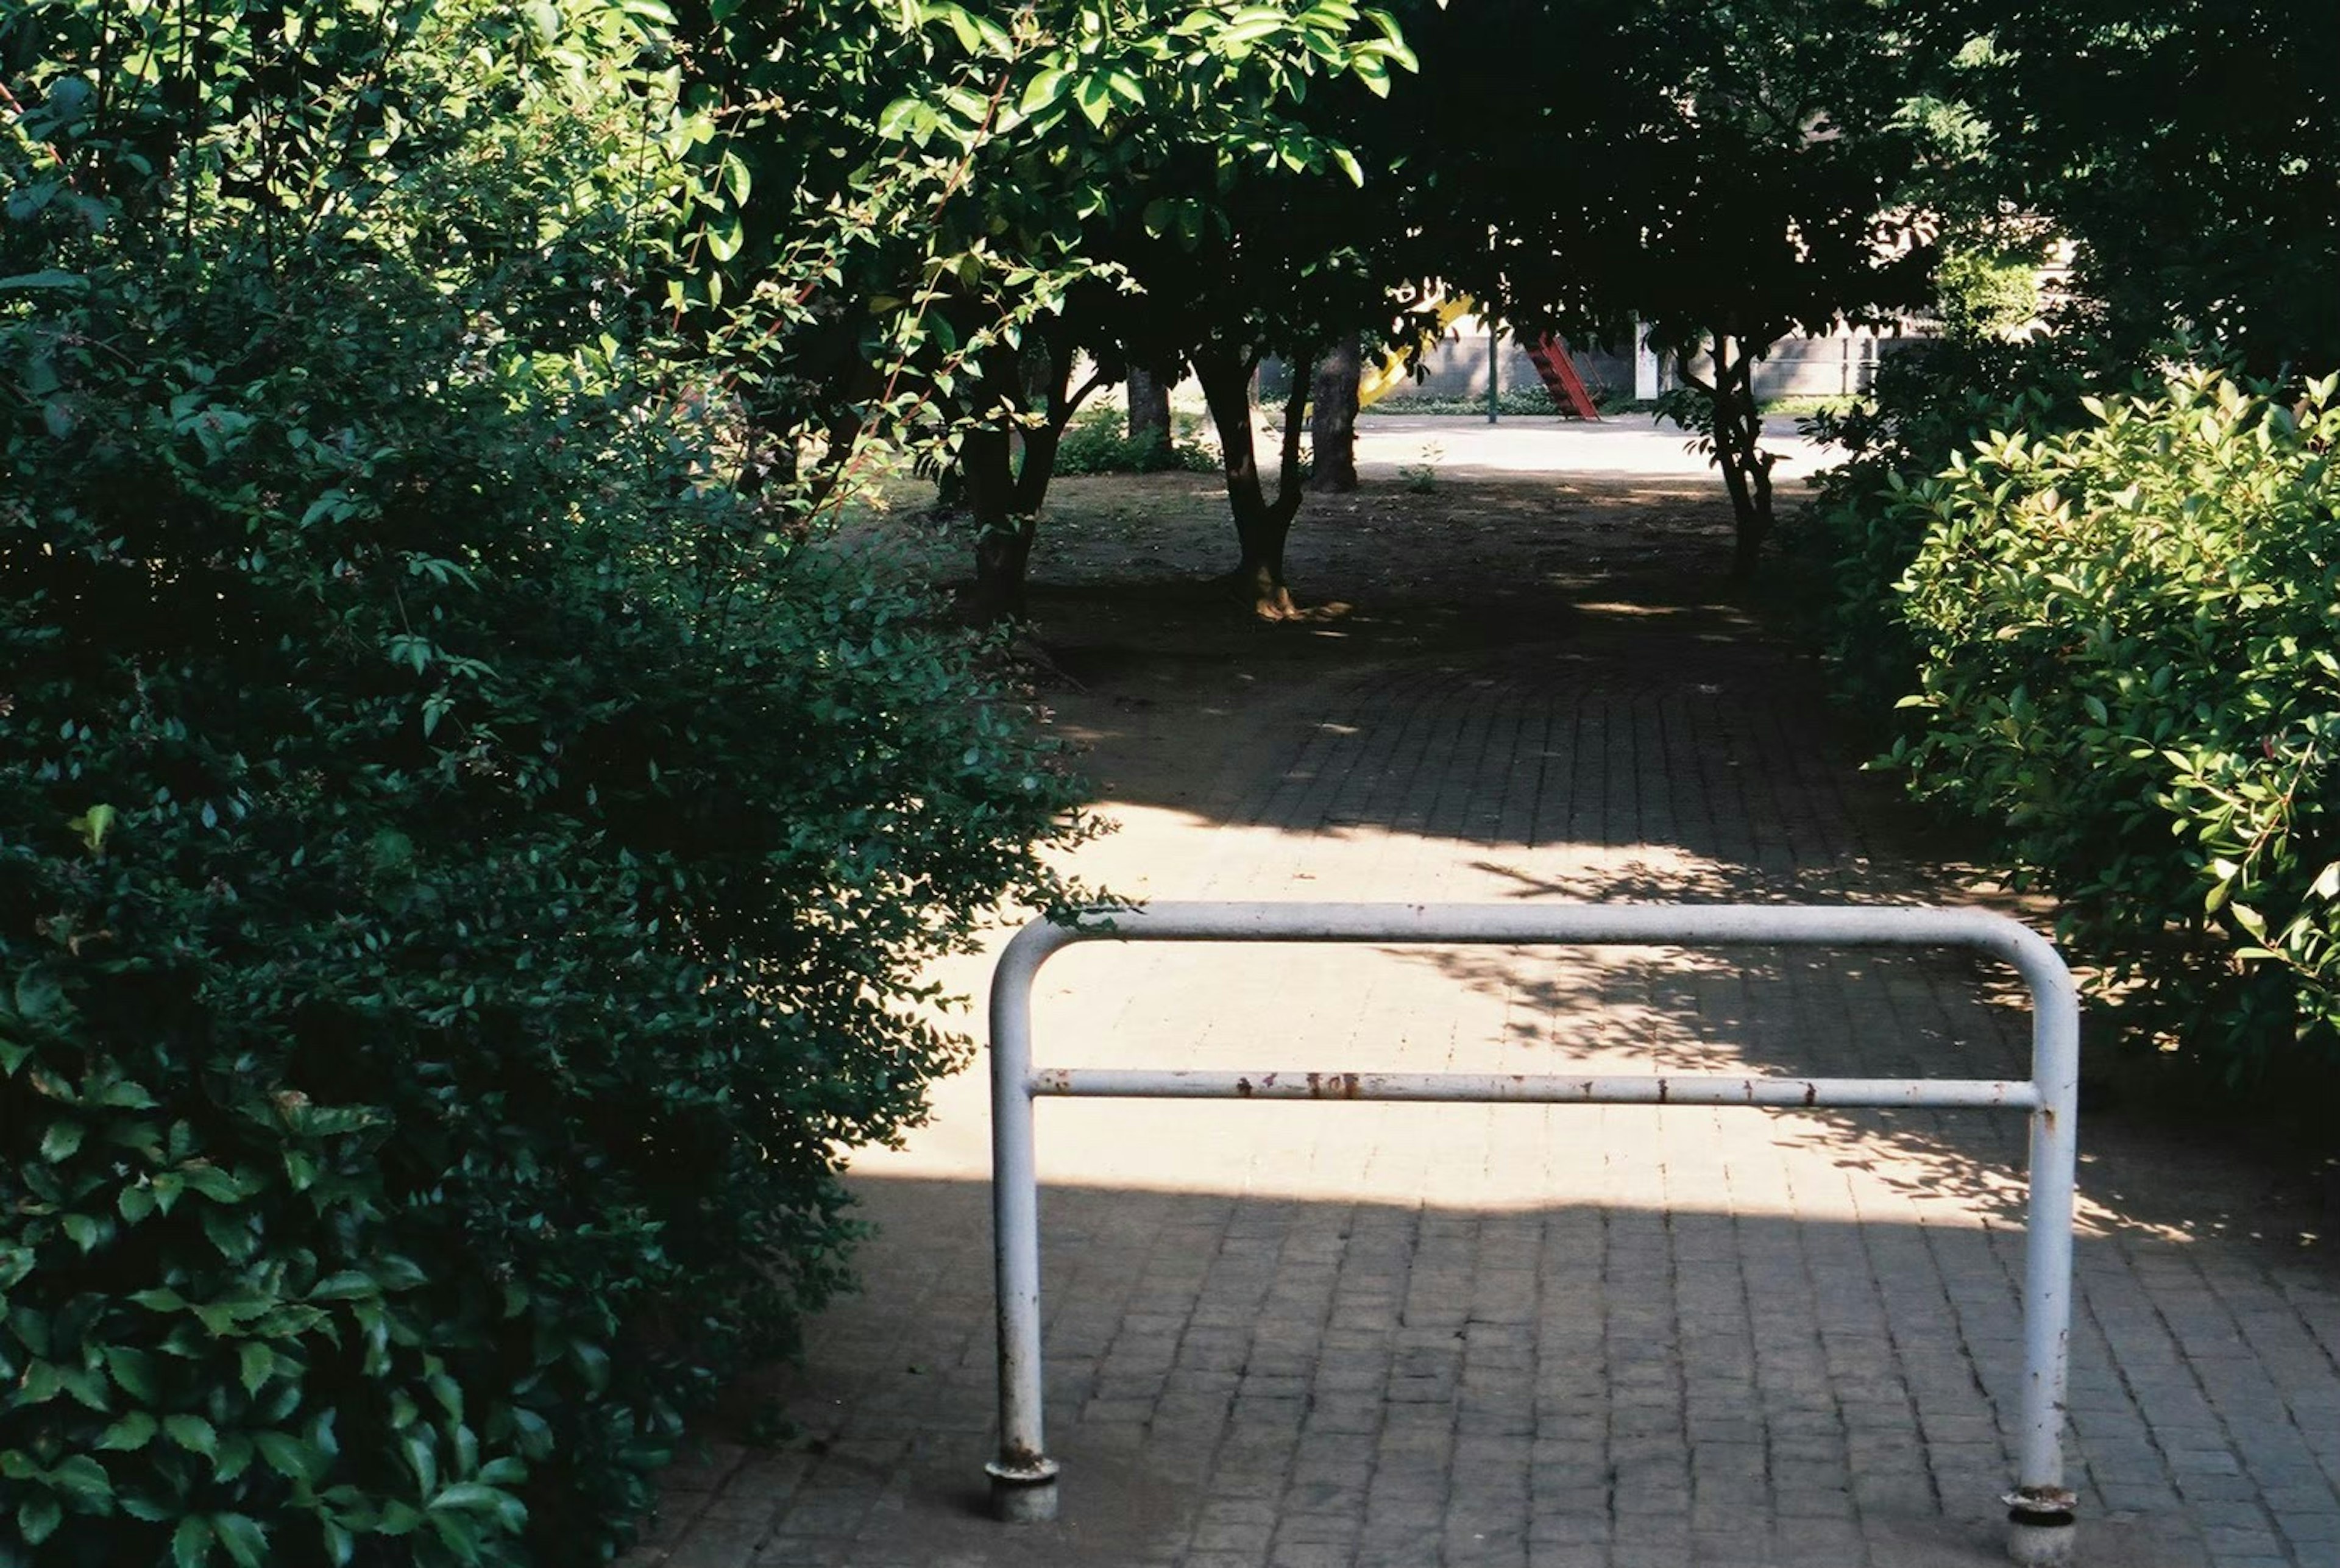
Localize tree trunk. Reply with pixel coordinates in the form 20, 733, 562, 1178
962, 426, 1034, 622
1710, 336, 1775, 579
1308, 336, 1361, 493
1126, 364, 1172, 451
959, 327, 1099, 621
1193, 344, 1314, 617
1676, 334, 1778, 580
1012, 420, 1062, 515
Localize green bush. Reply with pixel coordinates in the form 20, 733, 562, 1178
1051, 405, 1219, 475
1, 3, 1085, 1564
1795, 331, 2101, 712
1933, 246, 2042, 342
1365, 385, 1595, 417
1882, 370, 2340, 1077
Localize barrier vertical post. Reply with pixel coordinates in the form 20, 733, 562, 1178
985, 923, 1065, 1522
2008, 928, 2082, 1568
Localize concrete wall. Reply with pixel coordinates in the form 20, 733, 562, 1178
1376, 324, 1633, 404
1378, 321, 1924, 405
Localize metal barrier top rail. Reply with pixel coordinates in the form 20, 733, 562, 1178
984, 902, 2080, 1568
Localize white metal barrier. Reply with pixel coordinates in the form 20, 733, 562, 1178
985, 903, 2080, 1567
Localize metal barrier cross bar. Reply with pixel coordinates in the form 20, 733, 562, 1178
985, 902, 2080, 1567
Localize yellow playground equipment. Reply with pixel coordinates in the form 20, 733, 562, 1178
1357, 297, 1477, 405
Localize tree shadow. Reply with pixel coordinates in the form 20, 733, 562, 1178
1024, 561, 2331, 1275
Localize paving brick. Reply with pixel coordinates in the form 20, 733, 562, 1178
629, 531, 2340, 1568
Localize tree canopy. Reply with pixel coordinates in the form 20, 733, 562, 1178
1913, 0, 2338, 374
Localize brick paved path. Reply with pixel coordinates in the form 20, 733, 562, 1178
625, 600, 2340, 1567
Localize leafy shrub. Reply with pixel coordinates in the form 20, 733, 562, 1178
1795, 330, 2102, 711
1, 3, 1085, 1565
1882, 370, 2340, 1077
1365, 385, 1590, 417
1933, 246, 2042, 342
1051, 405, 1219, 475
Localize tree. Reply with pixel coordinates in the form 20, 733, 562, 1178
1799, 0, 2339, 806
1094, 69, 1430, 615
1910, 0, 2338, 374
678, 0, 1415, 619
1353, 0, 1938, 575
1151, 229, 1405, 614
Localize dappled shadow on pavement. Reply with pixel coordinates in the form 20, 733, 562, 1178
626, 1175, 2336, 1568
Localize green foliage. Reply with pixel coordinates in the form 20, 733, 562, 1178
1934, 247, 2040, 342
684, 0, 1421, 609
683, 0, 1414, 499
1365, 386, 1584, 417
1369, 0, 1940, 344
1, 1, 1084, 1563
1879, 371, 2340, 1077
1051, 407, 1218, 475
1915, 0, 2337, 373
1396, 441, 1444, 493
1796, 330, 2102, 711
